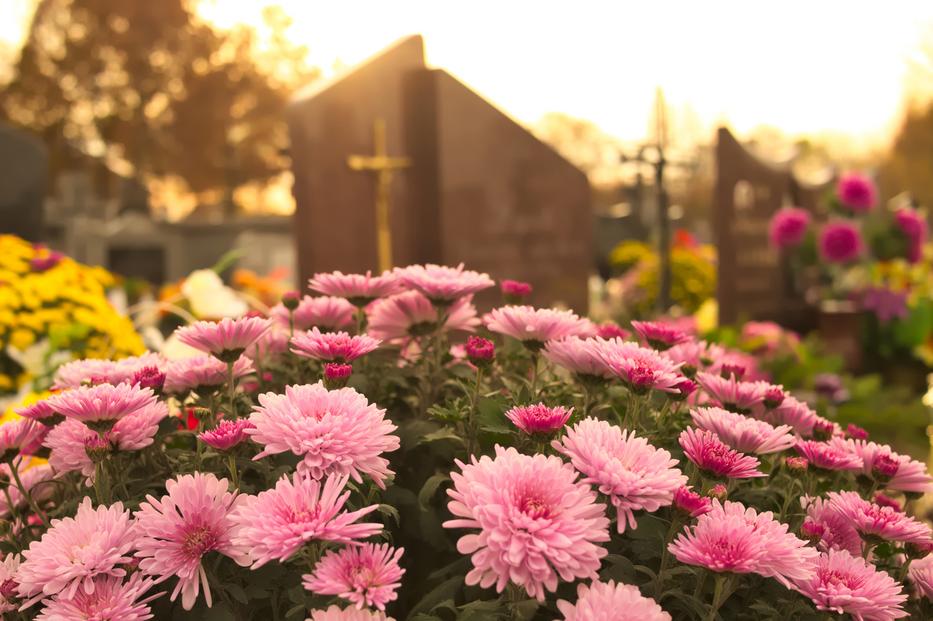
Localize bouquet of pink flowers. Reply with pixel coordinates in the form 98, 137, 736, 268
2, 263, 932, 620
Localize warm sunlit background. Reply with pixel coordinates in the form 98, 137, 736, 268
1, 0, 932, 218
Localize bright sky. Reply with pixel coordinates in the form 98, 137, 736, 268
4, 0, 933, 150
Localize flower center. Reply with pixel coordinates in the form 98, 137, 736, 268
183, 525, 219, 559
519, 495, 551, 519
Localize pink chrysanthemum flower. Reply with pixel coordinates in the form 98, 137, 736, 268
307, 606, 392, 621
271, 295, 356, 333
483, 305, 591, 348
795, 441, 863, 472
501, 279, 533, 299
801, 496, 863, 557
678, 428, 765, 479
662, 340, 719, 377
595, 322, 631, 340
836, 171, 878, 212
894, 207, 927, 263
176, 317, 271, 361
14, 398, 60, 425
309, 270, 403, 304
302, 543, 405, 611
198, 419, 254, 451
248, 382, 399, 487
828, 491, 933, 546
690, 407, 795, 455
819, 220, 864, 264
554, 418, 686, 532
163, 355, 254, 395
631, 320, 689, 350
443, 446, 609, 601
695, 372, 767, 413
52, 353, 165, 390
794, 549, 907, 621
769, 207, 811, 249
909, 554, 933, 601
291, 328, 381, 363
673, 486, 712, 518
366, 291, 480, 342
17, 498, 137, 603
0, 461, 54, 518
0, 553, 20, 614
394, 263, 495, 302
829, 438, 933, 494
595, 339, 683, 394
506, 404, 573, 435
0, 418, 46, 460
47, 382, 156, 432
759, 394, 820, 437
135, 473, 248, 610
556, 580, 671, 621
35, 574, 161, 621
543, 337, 613, 379
231, 472, 382, 568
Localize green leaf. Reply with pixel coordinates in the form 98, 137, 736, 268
419, 473, 451, 510
377, 503, 401, 525
416, 429, 466, 448
406, 575, 463, 618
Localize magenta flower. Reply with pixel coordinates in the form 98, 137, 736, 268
678, 428, 765, 479
769, 207, 811, 249
135, 472, 248, 610
198, 419, 254, 451
630, 320, 689, 350
0, 418, 47, 460
309, 270, 403, 304
596, 322, 630, 340
555, 418, 686, 532
662, 340, 718, 377
464, 336, 495, 364
302, 543, 405, 611
163, 355, 254, 395
795, 441, 863, 472
836, 171, 878, 212
828, 491, 933, 546
443, 446, 609, 601
556, 580, 671, 620
506, 404, 573, 435
367, 291, 479, 342
47, 382, 157, 432
543, 337, 613, 379
34, 574, 161, 621
760, 394, 820, 437
690, 407, 795, 455
819, 220, 863, 263
894, 207, 927, 263
324, 363, 353, 388
794, 549, 907, 620
500, 279, 533, 300
909, 554, 933, 601
307, 606, 392, 621
596, 339, 684, 394
801, 496, 863, 557
131, 366, 166, 393
231, 473, 382, 568
394, 263, 495, 302
290, 328, 381, 363
248, 382, 399, 487
695, 372, 767, 413
0, 553, 20, 614
271, 295, 356, 332
17, 498, 137, 604
673, 486, 712, 518
176, 317, 271, 361
484, 305, 591, 348
831, 438, 933, 493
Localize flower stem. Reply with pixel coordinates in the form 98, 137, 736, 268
227, 360, 237, 417
466, 367, 483, 456
7, 459, 48, 528
653, 515, 683, 597
227, 454, 239, 489
94, 459, 111, 505
706, 574, 733, 621
529, 353, 540, 399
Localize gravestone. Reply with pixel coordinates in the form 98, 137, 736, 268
288, 35, 592, 311
714, 127, 822, 328
0, 123, 48, 241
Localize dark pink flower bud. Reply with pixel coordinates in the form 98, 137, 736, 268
784, 456, 809, 472
132, 366, 166, 393
873, 493, 902, 512
673, 486, 712, 518
323, 362, 353, 389
763, 387, 785, 409
501, 279, 533, 301
596, 323, 630, 340
871, 453, 900, 481
846, 423, 869, 441
812, 418, 835, 441
707, 484, 728, 501
282, 291, 301, 311
465, 336, 495, 365
720, 364, 745, 380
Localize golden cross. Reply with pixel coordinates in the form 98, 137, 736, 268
347, 119, 411, 273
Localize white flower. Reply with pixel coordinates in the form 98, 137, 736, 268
181, 269, 247, 319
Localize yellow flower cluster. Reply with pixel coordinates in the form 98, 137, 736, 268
0, 235, 144, 394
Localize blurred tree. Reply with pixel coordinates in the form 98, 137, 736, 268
879, 101, 933, 208
1, 0, 316, 211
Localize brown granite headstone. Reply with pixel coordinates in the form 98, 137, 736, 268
714, 127, 821, 328
287, 36, 591, 311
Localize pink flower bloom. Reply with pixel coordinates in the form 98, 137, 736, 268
819, 220, 863, 263
367, 291, 479, 342
690, 407, 795, 455
34, 574, 161, 621
794, 549, 907, 620
909, 554, 933, 601
759, 394, 820, 437
17, 498, 137, 603
500, 279, 533, 299
543, 337, 613, 379
14, 398, 60, 424
395, 263, 495, 302
874, 493, 902, 512
595, 322, 630, 340
695, 372, 767, 413
847, 423, 869, 440
135, 473, 248, 610
271, 295, 357, 332
662, 340, 718, 376
801, 496, 863, 557
828, 491, 933, 546
0, 461, 54, 518
302, 543, 405, 611
248, 382, 399, 487
0, 418, 47, 459
198, 419, 254, 451
830, 438, 933, 494
131, 366, 166, 393
52, 353, 165, 390
309, 270, 402, 303
506, 404, 573, 435
769, 207, 811, 249
795, 441, 863, 472
836, 171, 878, 212
484, 305, 591, 347
894, 207, 927, 263
443, 446, 609, 601
231, 473, 382, 568
631, 320, 689, 350
307, 606, 392, 621
673, 486, 712, 518
554, 418, 686, 532
47, 382, 156, 431
556, 580, 671, 621
596, 339, 683, 394
0, 553, 20, 614
464, 336, 495, 363
291, 328, 381, 363
678, 428, 765, 479
163, 355, 254, 395
176, 317, 272, 361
